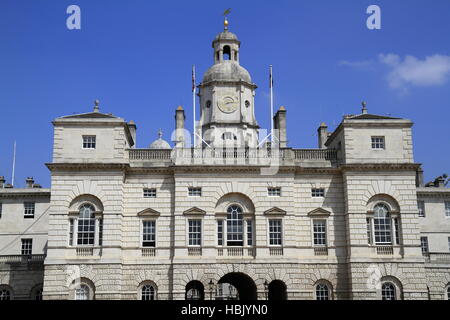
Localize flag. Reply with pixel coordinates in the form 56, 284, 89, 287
192, 65, 195, 92
269, 65, 273, 88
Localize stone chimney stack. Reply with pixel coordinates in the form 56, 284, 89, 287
0, 176, 5, 188
273, 106, 287, 148
128, 120, 137, 148
317, 122, 329, 149
416, 167, 424, 187
175, 106, 186, 148
435, 175, 446, 188
26, 177, 34, 188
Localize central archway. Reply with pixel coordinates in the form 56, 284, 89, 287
218, 273, 257, 300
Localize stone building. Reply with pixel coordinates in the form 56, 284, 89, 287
1, 21, 450, 300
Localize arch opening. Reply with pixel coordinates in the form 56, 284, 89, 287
223, 45, 231, 60
218, 273, 257, 300
268, 280, 287, 300
185, 280, 205, 300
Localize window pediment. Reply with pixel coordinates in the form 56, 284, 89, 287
307, 208, 331, 217
264, 207, 286, 216
137, 208, 161, 217
183, 207, 206, 216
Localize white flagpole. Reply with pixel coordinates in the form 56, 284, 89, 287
192, 65, 196, 148
270, 65, 274, 143
11, 140, 16, 187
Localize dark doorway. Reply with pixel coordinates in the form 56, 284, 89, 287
218, 272, 257, 300
268, 280, 287, 300
185, 280, 204, 300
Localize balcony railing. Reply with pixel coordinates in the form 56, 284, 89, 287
375, 245, 394, 255
294, 149, 337, 161
129, 149, 172, 160
142, 247, 156, 257
424, 252, 450, 263
269, 247, 284, 256
0, 254, 46, 263
188, 247, 202, 256
314, 246, 328, 256
217, 247, 255, 258
76, 247, 94, 256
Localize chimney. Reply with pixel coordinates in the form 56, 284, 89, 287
416, 167, 424, 187
435, 175, 446, 188
26, 177, 34, 188
0, 176, 5, 188
175, 106, 186, 148
317, 122, 328, 149
273, 106, 287, 148
128, 120, 137, 148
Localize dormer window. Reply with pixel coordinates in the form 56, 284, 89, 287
82, 135, 96, 149
371, 136, 385, 149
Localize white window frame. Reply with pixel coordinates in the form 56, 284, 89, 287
445, 201, 450, 218
82, 135, 96, 149
311, 188, 325, 198
217, 219, 225, 246
187, 219, 202, 247
367, 203, 401, 246
24, 202, 35, 218
420, 236, 429, 255
143, 188, 157, 198
141, 219, 156, 248
312, 219, 327, 247
371, 136, 385, 150
315, 283, 331, 300
417, 200, 425, 217
381, 282, 397, 300
267, 187, 281, 197
188, 187, 202, 197
21, 238, 32, 255
268, 219, 283, 246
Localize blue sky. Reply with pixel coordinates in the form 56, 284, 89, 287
0, 0, 449, 187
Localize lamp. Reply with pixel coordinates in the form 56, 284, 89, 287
264, 280, 269, 300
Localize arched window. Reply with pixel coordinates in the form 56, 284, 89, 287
141, 284, 156, 300
381, 282, 396, 300
77, 204, 96, 245
227, 205, 244, 246
315, 283, 330, 300
75, 284, 90, 300
0, 288, 11, 300
373, 203, 392, 245
223, 46, 231, 60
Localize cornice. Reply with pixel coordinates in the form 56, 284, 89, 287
46, 163, 130, 171
340, 163, 420, 172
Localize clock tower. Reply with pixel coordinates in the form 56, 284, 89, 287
197, 19, 259, 148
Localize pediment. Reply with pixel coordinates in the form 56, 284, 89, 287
59, 112, 120, 119
137, 208, 161, 217
307, 208, 331, 217
264, 207, 287, 216
183, 207, 206, 216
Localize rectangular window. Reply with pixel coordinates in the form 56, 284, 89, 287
21, 239, 32, 255
143, 188, 157, 198
69, 219, 74, 246
247, 220, 253, 246
311, 188, 325, 198
367, 218, 373, 245
268, 219, 282, 246
98, 219, 103, 246
82, 135, 96, 149
418, 201, 425, 217
445, 202, 450, 217
217, 220, 223, 246
420, 237, 429, 255
188, 187, 202, 197
24, 202, 35, 218
371, 136, 385, 149
374, 216, 392, 245
313, 220, 327, 246
267, 187, 281, 197
142, 220, 156, 247
77, 215, 95, 246
394, 218, 400, 245
188, 220, 202, 246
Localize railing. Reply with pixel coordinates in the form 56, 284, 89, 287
314, 246, 328, 256
0, 254, 46, 263
76, 247, 94, 256
424, 252, 450, 263
376, 246, 394, 255
294, 149, 337, 161
188, 247, 202, 256
269, 247, 284, 256
217, 247, 255, 258
142, 247, 156, 257
129, 149, 172, 160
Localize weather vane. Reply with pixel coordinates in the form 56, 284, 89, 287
223, 8, 231, 30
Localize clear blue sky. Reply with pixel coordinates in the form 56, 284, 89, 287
0, 0, 449, 187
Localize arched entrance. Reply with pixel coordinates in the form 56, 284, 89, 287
268, 280, 287, 300
185, 280, 204, 300
217, 273, 257, 300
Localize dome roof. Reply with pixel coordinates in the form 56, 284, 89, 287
202, 61, 251, 83
213, 31, 239, 43
149, 129, 171, 149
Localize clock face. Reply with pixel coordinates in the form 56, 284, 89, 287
217, 95, 239, 113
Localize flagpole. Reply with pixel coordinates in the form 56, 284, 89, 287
11, 140, 16, 187
270, 65, 274, 143
192, 65, 196, 148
